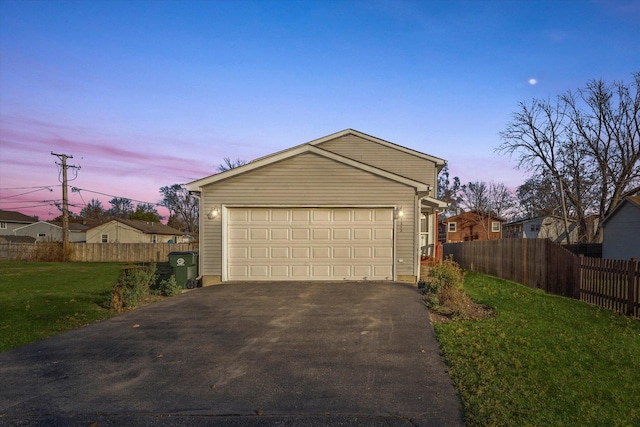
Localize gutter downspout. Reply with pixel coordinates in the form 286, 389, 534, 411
189, 191, 202, 282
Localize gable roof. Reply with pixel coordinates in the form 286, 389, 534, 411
442, 210, 506, 223
0, 209, 37, 223
601, 196, 640, 227
89, 218, 183, 235
187, 128, 448, 192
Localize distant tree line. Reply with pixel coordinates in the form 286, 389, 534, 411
439, 72, 639, 243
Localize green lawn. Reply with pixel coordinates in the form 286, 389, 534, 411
0, 261, 123, 352
435, 272, 640, 426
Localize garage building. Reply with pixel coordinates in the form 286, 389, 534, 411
187, 129, 447, 284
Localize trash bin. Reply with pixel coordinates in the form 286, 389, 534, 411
168, 251, 199, 289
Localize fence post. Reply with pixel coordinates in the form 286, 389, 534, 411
575, 255, 583, 300
628, 258, 638, 316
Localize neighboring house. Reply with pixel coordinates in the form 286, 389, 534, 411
187, 129, 448, 284
601, 196, 640, 260
0, 210, 36, 235
441, 211, 505, 243
13, 221, 89, 243
503, 215, 579, 244
86, 218, 184, 243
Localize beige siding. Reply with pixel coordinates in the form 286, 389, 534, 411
200, 152, 417, 279
86, 222, 178, 243
317, 134, 438, 189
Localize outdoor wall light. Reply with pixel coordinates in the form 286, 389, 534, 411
395, 206, 404, 232
207, 206, 220, 220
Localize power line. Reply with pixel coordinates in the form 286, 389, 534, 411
71, 187, 164, 208
0, 185, 61, 190
0, 187, 54, 199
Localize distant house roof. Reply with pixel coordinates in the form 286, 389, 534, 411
441, 210, 506, 223
0, 235, 37, 243
48, 222, 90, 232
0, 209, 37, 223
89, 218, 183, 235
601, 196, 640, 226
503, 215, 577, 227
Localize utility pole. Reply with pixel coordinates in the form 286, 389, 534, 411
51, 152, 80, 261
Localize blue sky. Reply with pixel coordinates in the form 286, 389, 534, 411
1, 0, 638, 220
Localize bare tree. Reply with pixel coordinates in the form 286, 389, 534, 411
460, 181, 516, 220
497, 72, 640, 242
159, 184, 199, 233
515, 175, 563, 219
217, 157, 248, 172
108, 197, 134, 219
437, 165, 462, 218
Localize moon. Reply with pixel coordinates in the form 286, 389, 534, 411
528, 78, 538, 85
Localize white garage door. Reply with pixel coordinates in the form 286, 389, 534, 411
226, 207, 394, 281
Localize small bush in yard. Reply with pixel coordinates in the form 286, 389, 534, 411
422, 258, 472, 319
111, 263, 157, 312
151, 275, 181, 297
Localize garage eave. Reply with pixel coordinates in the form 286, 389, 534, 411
421, 196, 448, 209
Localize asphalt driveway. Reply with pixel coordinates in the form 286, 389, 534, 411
0, 282, 464, 426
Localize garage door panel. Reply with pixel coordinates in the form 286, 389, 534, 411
333, 265, 351, 277
270, 210, 290, 222
229, 247, 248, 259
312, 228, 331, 240
374, 247, 393, 258
250, 209, 270, 222
312, 265, 331, 277
312, 247, 331, 258
227, 208, 394, 281
353, 247, 372, 258
228, 265, 249, 278
292, 247, 310, 259
250, 228, 269, 240
229, 228, 248, 241
353, 265, 372, 277
271, 228, 290, 240
292, 265, 310, 277
270, 265, 290, 278
292, 210, 310, 222
292, 229, 310, 240
375, 209, 393, 221
375, 229, 393, 240
312, 209, 332, 222
333, 247, 351, 258
229, 209, 249, 222
354, 229, 372, 240
271, 247, 289, 259
250, 265, 269, 277
354, 210, 372, 221
333, 210, 351, 222
333, 229, 351, 239
250, 247, 269, 258
374, 265, 393, 277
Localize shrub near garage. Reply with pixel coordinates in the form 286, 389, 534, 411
111, 263, 183, 312
111, 263, 158, 312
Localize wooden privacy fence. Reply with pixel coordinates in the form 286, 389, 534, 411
444, 239, 640, 318
580, 257, 639, 318
444, 239, 579, 298
0, 242, 198, 262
